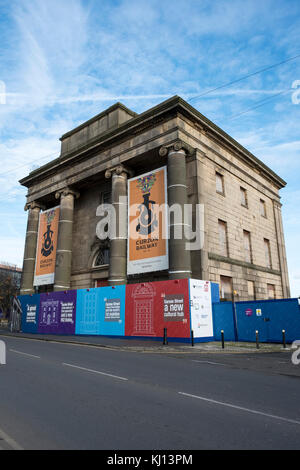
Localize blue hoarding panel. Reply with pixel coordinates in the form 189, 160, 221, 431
211, 283, 220, 304
212, 302, 236, 341
19, 294, 40, 334
235, 298, 300, 343
75, 286, 125, 336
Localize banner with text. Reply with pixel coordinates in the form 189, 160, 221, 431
19, 294, 40, 334
75, 286, 126, 336
127, 166, 168, 275
34, 206, 60, 286
189, 279, 214, 339
38, 290, 76, 334
125, 279, 190, 338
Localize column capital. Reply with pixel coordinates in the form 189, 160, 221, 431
105, 164, 133, 179
55, 187, 80, 200
159, 141, 187, 157
24, 201, 45, 212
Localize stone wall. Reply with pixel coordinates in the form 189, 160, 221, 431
177, 114, 288, 300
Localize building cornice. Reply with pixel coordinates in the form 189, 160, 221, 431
19, 95, 286, 190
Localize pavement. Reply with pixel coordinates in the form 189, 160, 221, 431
0, 328, 291, 354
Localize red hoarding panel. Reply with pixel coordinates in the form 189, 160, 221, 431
125, 279, 190, 338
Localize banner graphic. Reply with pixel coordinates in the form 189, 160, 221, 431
38, 290, 76, 334
75, 286, 126, 336
125, 279, 190, 338
19, 294, 40, 334
127, 166, 168, 275
34, 206, 60, 286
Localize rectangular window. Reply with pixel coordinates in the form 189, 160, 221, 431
218, 220, 229, 257
267, 284, 276, 299
220, 276, 233, 301
260, 199, 267, 217
240, 187, 248, 207
247, 280, 255, 300
243, 230, 252, 263
216, 172, 224, 194
264, 238, 272, 269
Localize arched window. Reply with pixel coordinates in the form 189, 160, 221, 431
93, 248, 110, 267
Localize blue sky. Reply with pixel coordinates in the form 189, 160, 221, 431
0, 0, 299, 296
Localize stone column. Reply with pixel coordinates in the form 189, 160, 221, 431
161, 143, 191, 280
20, 202, 43, 295
105, 165, 129, 285
54, 188, 79, 291
273, 200, 291, 298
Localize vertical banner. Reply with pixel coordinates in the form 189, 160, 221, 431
127, 166, 168, 275
189, 279, 214, 339
38, 290, 76, 335
34, 206, 60, 286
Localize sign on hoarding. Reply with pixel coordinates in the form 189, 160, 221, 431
127, 166, 168, 275
105, 298, 121, 322
34, 206, 60, 286
75, 286, 126, 336
163, 294, 185, 321
19, 294, 40, 334
125, 280, 190, 338
38, 290, 76, 334
189, 279, 214, 339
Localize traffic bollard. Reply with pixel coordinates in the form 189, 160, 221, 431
191, 330, 194, 347
163, 327, 168, 346
282, 330, 286, 349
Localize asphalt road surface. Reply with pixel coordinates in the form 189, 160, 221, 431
1, 335, 300, 450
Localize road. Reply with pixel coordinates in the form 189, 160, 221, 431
0, 335, 300, 450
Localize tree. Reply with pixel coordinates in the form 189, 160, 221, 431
0, 270, 19, 319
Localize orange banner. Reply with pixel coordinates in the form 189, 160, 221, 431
34, 207, 60, 286
127, 167, 168, 275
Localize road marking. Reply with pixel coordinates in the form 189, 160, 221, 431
192, 360, 227, 366
178, 392, 300, 426
62, 363, 128, 381
0, 427, 23, 450
9, 349, 40, 359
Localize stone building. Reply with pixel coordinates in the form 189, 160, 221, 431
19, 96, 290, 301
0, 263, 22, 289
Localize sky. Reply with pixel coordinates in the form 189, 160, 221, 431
0, 0, 299, 296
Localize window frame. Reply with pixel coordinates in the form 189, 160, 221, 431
260, 199, 267, 218
264, 238, 272, 269
243, 229, 253, 264
216, 172, 225, 196
218, 219, 229, 257
240, 187, 248, 208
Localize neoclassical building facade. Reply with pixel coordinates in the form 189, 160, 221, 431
20, 96, 290, 301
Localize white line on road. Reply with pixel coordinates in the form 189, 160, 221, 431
9, 349, 40, 359
62, 362, 128, 381
0, 427, 23, 450
178, 392, 300, 426
192, 360, 227, 366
